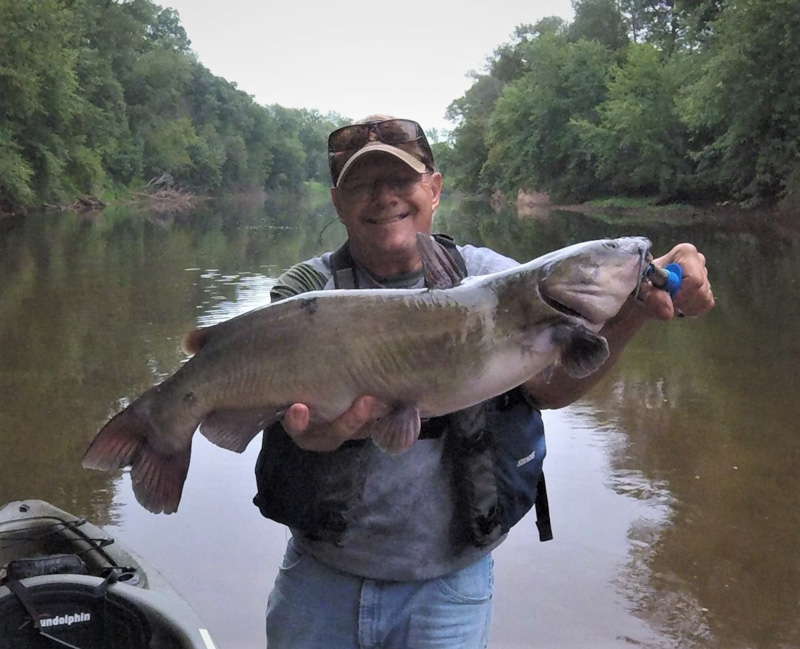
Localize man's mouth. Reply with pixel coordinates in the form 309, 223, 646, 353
363, 212, 410, 225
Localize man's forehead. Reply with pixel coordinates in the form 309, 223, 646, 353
341, 153, 419, 181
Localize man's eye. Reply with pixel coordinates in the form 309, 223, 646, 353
388, 177, 413, 189
342, 176, 417, 196
346, 182, 371, 193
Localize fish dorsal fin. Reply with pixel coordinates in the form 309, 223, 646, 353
415, 233, 465, 289
182, 327, 213, 355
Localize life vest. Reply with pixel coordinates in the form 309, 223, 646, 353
253, 235, 552, 547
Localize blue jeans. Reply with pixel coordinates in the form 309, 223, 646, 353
266, 538, 494, 649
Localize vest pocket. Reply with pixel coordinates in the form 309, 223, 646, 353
253, 424, 370, 545
487, 391, 546, 534
447, 389, 547, 548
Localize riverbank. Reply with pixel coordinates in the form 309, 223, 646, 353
511, 190, 800, 243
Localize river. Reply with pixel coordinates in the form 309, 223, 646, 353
0, 192, 798, 648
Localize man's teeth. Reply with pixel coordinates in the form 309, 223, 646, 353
367, 213, 408, 224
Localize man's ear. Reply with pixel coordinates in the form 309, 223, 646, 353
429, 172, 443, 210
330, 186, 345, 221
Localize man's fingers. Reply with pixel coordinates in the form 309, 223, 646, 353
332, 395, 391, 440
281, 396, 392, 451
282, 403, 310, 435
651, 244, 715, 318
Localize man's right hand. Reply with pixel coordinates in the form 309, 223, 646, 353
281, 395, 390, 452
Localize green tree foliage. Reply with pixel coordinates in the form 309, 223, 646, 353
446, 74, 506, 193
680, 0, 800, 206
0, 0, 84, 203
443, 0, 799, 209
485, 34, 613, 200
569, 0, 630, 50
444, 19, 570, 194
573, 43, 691, 197
0, 0, 345, 211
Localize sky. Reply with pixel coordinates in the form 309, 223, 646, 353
163, 0, 575, 135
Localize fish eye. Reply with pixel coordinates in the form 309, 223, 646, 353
603, 241, 618, 249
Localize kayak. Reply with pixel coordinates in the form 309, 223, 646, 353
0, 499, 219, 649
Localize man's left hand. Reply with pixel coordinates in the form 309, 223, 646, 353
638, 243, 715, 320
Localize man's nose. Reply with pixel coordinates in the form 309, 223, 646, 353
370, 179, 398, 202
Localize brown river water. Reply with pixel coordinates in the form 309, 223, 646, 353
1, 194, 798, 648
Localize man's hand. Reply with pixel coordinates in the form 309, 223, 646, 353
638, 243, 715, 320
281, 395, 390, 452
524, 242, 714, 409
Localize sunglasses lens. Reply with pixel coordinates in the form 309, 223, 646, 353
327, 119, 433, 185
328, 124, 370, 153
328, 120, 422, 153
372, 120, 421, 145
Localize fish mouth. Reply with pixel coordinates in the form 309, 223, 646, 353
364, 212, 410, 225
540, 291, 592, 321
633, 249, 655, 299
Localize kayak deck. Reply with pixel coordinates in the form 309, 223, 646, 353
0, 500, 219, 649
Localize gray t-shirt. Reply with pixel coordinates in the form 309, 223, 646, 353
273, 244, 520, 581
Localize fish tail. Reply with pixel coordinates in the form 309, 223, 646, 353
130, 443, 191, 515
82, 401, 151, 472
82, 395, 190, 515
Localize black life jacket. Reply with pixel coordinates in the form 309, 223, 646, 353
253, 235, 552, 546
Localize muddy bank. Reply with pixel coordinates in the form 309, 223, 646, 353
510, 191, 800, 243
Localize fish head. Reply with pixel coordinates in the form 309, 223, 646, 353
537, 237, 651, 326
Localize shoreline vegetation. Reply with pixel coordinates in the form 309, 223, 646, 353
3, 1, 799, 224
4, 185, 796, 249
7, 176, 789, 241
508, 189, 799, 233
34, 174, 197, 217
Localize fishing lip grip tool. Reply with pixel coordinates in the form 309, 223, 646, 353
645, 263, 683, 297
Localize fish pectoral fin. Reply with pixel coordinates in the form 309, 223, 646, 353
553, 323, 610, 379
369, 406, 421, 455
199, 409, 276, 453
416, 233, 465, 289
535, 363, 557, 383
130, 444, 191, 515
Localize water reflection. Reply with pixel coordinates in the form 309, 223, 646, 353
575, 223, 800, 648
1, 194, 798, 648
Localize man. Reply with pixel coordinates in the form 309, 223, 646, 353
254, 116, 714, 648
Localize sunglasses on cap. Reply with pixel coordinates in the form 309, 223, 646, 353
327, 119, 435, 186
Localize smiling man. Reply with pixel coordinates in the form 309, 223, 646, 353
330, 118, 441, 278
254, 115, 714, 649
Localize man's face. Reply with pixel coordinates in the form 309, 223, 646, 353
331, 153, 442, 273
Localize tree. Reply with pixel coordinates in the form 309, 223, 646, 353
569, 0, 630, 51
574, 43, 692, 198
485, 35, 613, 200
446, 74, 506, 193
680, 0, 800, 206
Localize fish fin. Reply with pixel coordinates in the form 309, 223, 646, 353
536, 364, 556, 383
369, 406, 421, 455
199, 409, 275, 453
82, 403, 150, 471
553, 324, 610, 378
182, 327, 214, 355
130, 444, 191, 515
83, 393, 193, 515
415, 233, 464, 289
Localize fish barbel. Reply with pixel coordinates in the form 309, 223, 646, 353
82, 235, 651, 514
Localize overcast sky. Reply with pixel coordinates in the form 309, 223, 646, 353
163, 0, 574, 134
